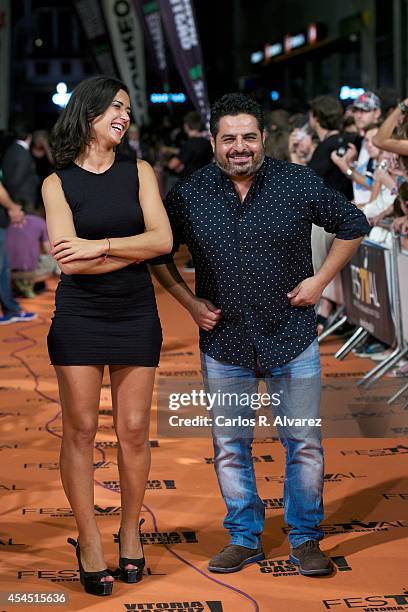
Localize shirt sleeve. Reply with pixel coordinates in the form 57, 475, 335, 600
307, 168, 371, 239
148, 183, 186, 265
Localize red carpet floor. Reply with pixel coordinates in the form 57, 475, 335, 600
1, 258, 407, 612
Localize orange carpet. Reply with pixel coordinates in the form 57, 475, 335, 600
1, 254, 407, 612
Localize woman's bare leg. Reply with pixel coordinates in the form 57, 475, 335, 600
56, 365, 113, 581
109, 365, 156, 566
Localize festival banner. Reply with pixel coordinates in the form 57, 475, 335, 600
341, 242, 395, 346
73, 0, 119, 77
133, 0, 169, 91
0, 0, 10, 130
158, 0, 210, 121
102, 0, 148, 125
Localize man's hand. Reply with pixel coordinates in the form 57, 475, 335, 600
8, 204, 24, 225
330, 150, 349, 174
188, 297, 221, 331
287, 277, 325, 307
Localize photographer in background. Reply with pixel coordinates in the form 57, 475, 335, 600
307, 96, 358, 334
308, 95, 358, 199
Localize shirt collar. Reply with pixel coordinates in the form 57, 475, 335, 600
16, 139, 30, 151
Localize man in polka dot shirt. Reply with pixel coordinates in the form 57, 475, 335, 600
150, 93, 370, 576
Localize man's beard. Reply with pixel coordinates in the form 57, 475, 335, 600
215, 149, 265, 178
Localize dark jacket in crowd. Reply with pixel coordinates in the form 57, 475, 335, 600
1, 142, 39, 208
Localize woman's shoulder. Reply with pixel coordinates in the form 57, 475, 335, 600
136, 158, 156, 182
42, 171, 61, 190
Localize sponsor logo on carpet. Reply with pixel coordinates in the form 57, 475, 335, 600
25, 426, 60, 432
283, 520, 408, 535
0, 483, 25, 491
1, 536, 26, 547
23, 461, 118, 470
258, 556, 351, 576
103, 479, 176, 491
383, 493, 408, 500
22, 505, 124, 517
204, 455, 273, 464
17, 568, 164, 581
17, 570, 79, 582
259, 473, 367, 484
159, 370, 201, 377
340, 445, 408, 456
123, 602, 223, 611
95, 440, 159, 448
263, 498, 284, 509
114, 531, 199, 545
322, 589, 408, 609
323, 472, 366, 482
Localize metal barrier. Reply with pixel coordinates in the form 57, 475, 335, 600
333, 222, 407, 387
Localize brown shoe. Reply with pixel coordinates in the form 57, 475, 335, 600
208, 544, 264, 573
289, 540, 333, 576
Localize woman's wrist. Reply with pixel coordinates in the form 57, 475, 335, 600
102, 237, 110, 261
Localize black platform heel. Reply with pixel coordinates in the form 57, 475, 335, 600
67, 538, 113, 596
117, 518, 145, 583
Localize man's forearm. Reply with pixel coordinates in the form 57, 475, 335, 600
148, 262, 196, 309
373, 106, 399, 147
314, 237, 364, 287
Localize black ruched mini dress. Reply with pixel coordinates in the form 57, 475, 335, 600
47, 157, 162, 366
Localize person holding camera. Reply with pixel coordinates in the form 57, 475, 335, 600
307, 96, 358, 333
331, 125, 381, 203
308, 96, 357, 199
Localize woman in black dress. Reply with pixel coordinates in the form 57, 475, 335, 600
42, 76, 172, 596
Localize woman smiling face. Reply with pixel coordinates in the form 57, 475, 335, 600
91, 89, 131, 148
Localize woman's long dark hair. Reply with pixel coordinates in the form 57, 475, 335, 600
50, 76, 129, 169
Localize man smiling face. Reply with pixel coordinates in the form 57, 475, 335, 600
211, 113, 266, 179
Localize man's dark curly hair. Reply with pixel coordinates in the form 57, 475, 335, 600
210, 93, 264, 137
309, 95, 343, 131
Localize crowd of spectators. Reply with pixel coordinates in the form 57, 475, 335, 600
264, 90, 408, 369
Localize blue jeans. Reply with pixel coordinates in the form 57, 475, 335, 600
0, 227, 20, 317
201, 340, 324, 549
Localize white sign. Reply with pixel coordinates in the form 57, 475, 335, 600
102, 0, 148, 124
265, 42, 282, 59
251, 51, 264, 64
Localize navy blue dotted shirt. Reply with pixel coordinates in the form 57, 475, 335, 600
151, 157, 370, 369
